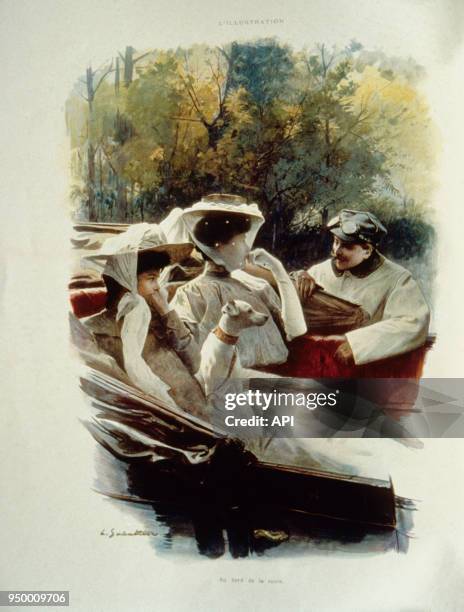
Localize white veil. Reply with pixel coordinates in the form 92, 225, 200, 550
82, 223, 178, 406
160, 197, 306, 340
160, 198, 264, 272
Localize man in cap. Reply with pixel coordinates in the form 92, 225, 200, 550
294, 209, 430, 366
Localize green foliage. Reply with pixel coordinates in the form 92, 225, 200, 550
67, 38, 437, 262
382, 217, 435, 261
228, 40, 295, 107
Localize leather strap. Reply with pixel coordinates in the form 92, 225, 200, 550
213, 326, 238, 345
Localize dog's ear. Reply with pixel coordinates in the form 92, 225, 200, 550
222, 299, 239, 317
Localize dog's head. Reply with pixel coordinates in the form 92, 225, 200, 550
221, 299, 269, 329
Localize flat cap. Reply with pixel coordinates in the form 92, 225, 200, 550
327, 209, 387, 245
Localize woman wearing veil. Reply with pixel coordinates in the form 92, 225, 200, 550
162, 194, 307, 370
162, 196, 366, 474
81, 223, 206, 415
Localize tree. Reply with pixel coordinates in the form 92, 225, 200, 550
73, 61, 114, 220
118, 46, 151, 87
66, 39, 437, 268
348, 65, 438, 215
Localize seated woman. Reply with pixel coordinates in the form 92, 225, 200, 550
81, 223, 206, 415
165, 194, 307, 369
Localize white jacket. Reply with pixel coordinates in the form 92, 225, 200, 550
308, 254, 431, 365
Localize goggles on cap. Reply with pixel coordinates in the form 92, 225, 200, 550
327, 217, 358, 235
327, 209, 386, 241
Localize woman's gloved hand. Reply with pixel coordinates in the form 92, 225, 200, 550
248, 248, 286, 280
248, 248, 307, 340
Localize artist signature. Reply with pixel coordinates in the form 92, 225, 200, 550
100, 528, 158, 538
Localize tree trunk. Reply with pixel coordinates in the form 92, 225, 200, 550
86, 68, 94, 107
116, 177, 127, 221
82, 62, 112, 220
206, 121, 224, 149
321, 206, 329, 226
86, 68, 96, 221
98, 147, 104, 220
272, 219, 278, 251
324, 118, 331, 167
123, 46, 134, 87
115, 57, 120, 95
129, 184, 135, 222
87, 143, 97, 221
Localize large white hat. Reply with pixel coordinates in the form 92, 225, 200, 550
83, 222, 192, 293
160, 194, 264, 270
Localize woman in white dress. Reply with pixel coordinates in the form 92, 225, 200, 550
163, 194, 307, 370
162, 196, 399, 478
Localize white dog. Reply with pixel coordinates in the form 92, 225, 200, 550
196, 299, 269, 397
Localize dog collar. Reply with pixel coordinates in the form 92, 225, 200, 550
213, 327, 238, 345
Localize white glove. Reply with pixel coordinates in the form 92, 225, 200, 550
248, 248, 286, 280
248, 249, 307, 341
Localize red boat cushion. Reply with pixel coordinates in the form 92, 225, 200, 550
70, 288, 430, 379
262, 334, 430, 379
70, 288, 107, 318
